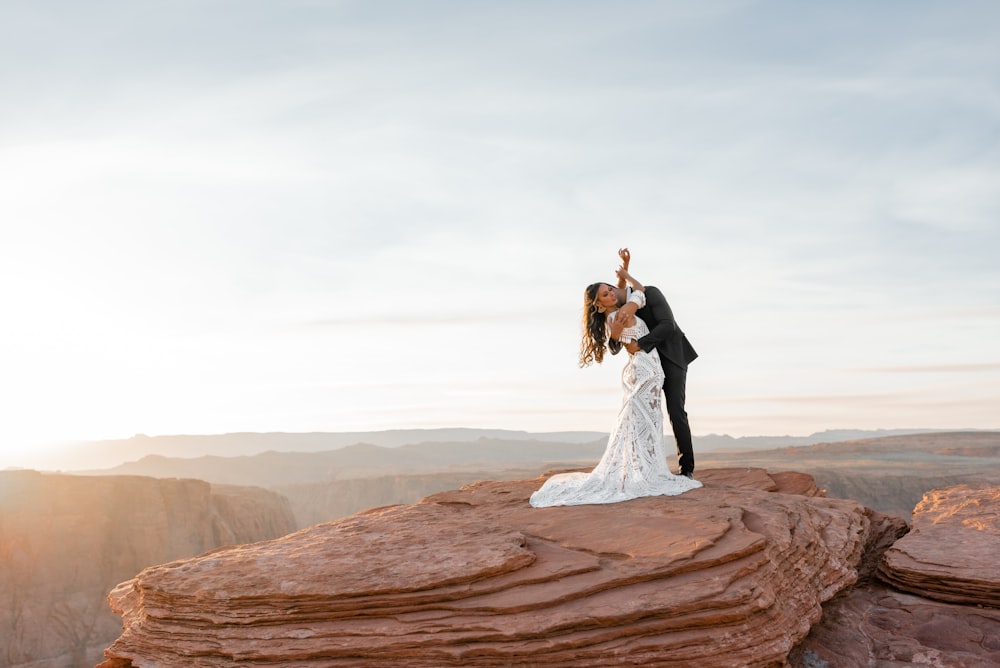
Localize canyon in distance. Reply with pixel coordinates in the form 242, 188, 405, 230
1, 428, 999, 666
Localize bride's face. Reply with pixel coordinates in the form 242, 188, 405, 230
595, 284, 619, 310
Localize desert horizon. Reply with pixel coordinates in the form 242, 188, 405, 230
4, 427, 998, 517
5, 425, 996, 473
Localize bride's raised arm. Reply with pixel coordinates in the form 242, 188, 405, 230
609, 267, 645, 341
616, 248, 631, 289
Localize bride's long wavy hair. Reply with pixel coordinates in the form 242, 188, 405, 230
580, 282, 611, 367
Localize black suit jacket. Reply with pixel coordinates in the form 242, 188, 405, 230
611, 286, 697, 370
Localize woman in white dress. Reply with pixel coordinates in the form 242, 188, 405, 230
529, 265, 702, 508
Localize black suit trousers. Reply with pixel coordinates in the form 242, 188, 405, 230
663, 360, 694, 475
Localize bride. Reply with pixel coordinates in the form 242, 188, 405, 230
529, 259, 702, 508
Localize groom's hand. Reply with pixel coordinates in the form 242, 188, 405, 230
609, 318, 624, 340
625, 341, 640, 354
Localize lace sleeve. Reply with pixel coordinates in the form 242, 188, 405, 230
614, 291, 646, 344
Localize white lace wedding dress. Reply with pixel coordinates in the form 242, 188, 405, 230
530, 291, 702, 507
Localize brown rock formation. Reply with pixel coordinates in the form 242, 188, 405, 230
789, 483, 1000, 666
99, 468, 890, 667
788, 584, 1000, 667
877, 484, 1000, 606
0, 471, 296, 668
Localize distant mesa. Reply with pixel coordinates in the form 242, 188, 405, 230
70, 430, 1000, 528
0, 471, 297, 668
49, 427, 972, 472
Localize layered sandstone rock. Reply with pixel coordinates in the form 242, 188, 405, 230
100, 468, 888, 667
789, 584, 1000, 667
0, 471, 296, 668
877, 484, 1000, 607
790, 483, 1000, 666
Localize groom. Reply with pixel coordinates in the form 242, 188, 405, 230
609, 249, 698, 478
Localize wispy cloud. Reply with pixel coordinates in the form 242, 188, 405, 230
2, 1, 999, 463
854, 363, 1000, 374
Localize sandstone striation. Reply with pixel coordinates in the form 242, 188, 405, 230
100, 468, 890, 667
0, 471, 297, 668
877, 483, 1000, 607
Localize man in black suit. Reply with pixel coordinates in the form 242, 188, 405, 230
609, 249, 698, 478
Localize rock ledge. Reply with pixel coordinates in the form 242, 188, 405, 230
878, 483, 1000, 606
100, 468, 887, 667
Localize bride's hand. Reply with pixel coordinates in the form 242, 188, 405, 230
618, 247, 630, 268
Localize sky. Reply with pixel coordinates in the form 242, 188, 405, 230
1, 0, 998, 470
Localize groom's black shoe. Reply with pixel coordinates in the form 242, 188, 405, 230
679, 470, 693, 479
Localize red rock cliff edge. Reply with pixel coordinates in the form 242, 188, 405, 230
96, 468, 904, 667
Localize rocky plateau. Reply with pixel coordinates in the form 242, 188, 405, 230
95, 466, 1000, 667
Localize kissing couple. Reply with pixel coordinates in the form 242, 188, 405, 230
531, 248, 701, 507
